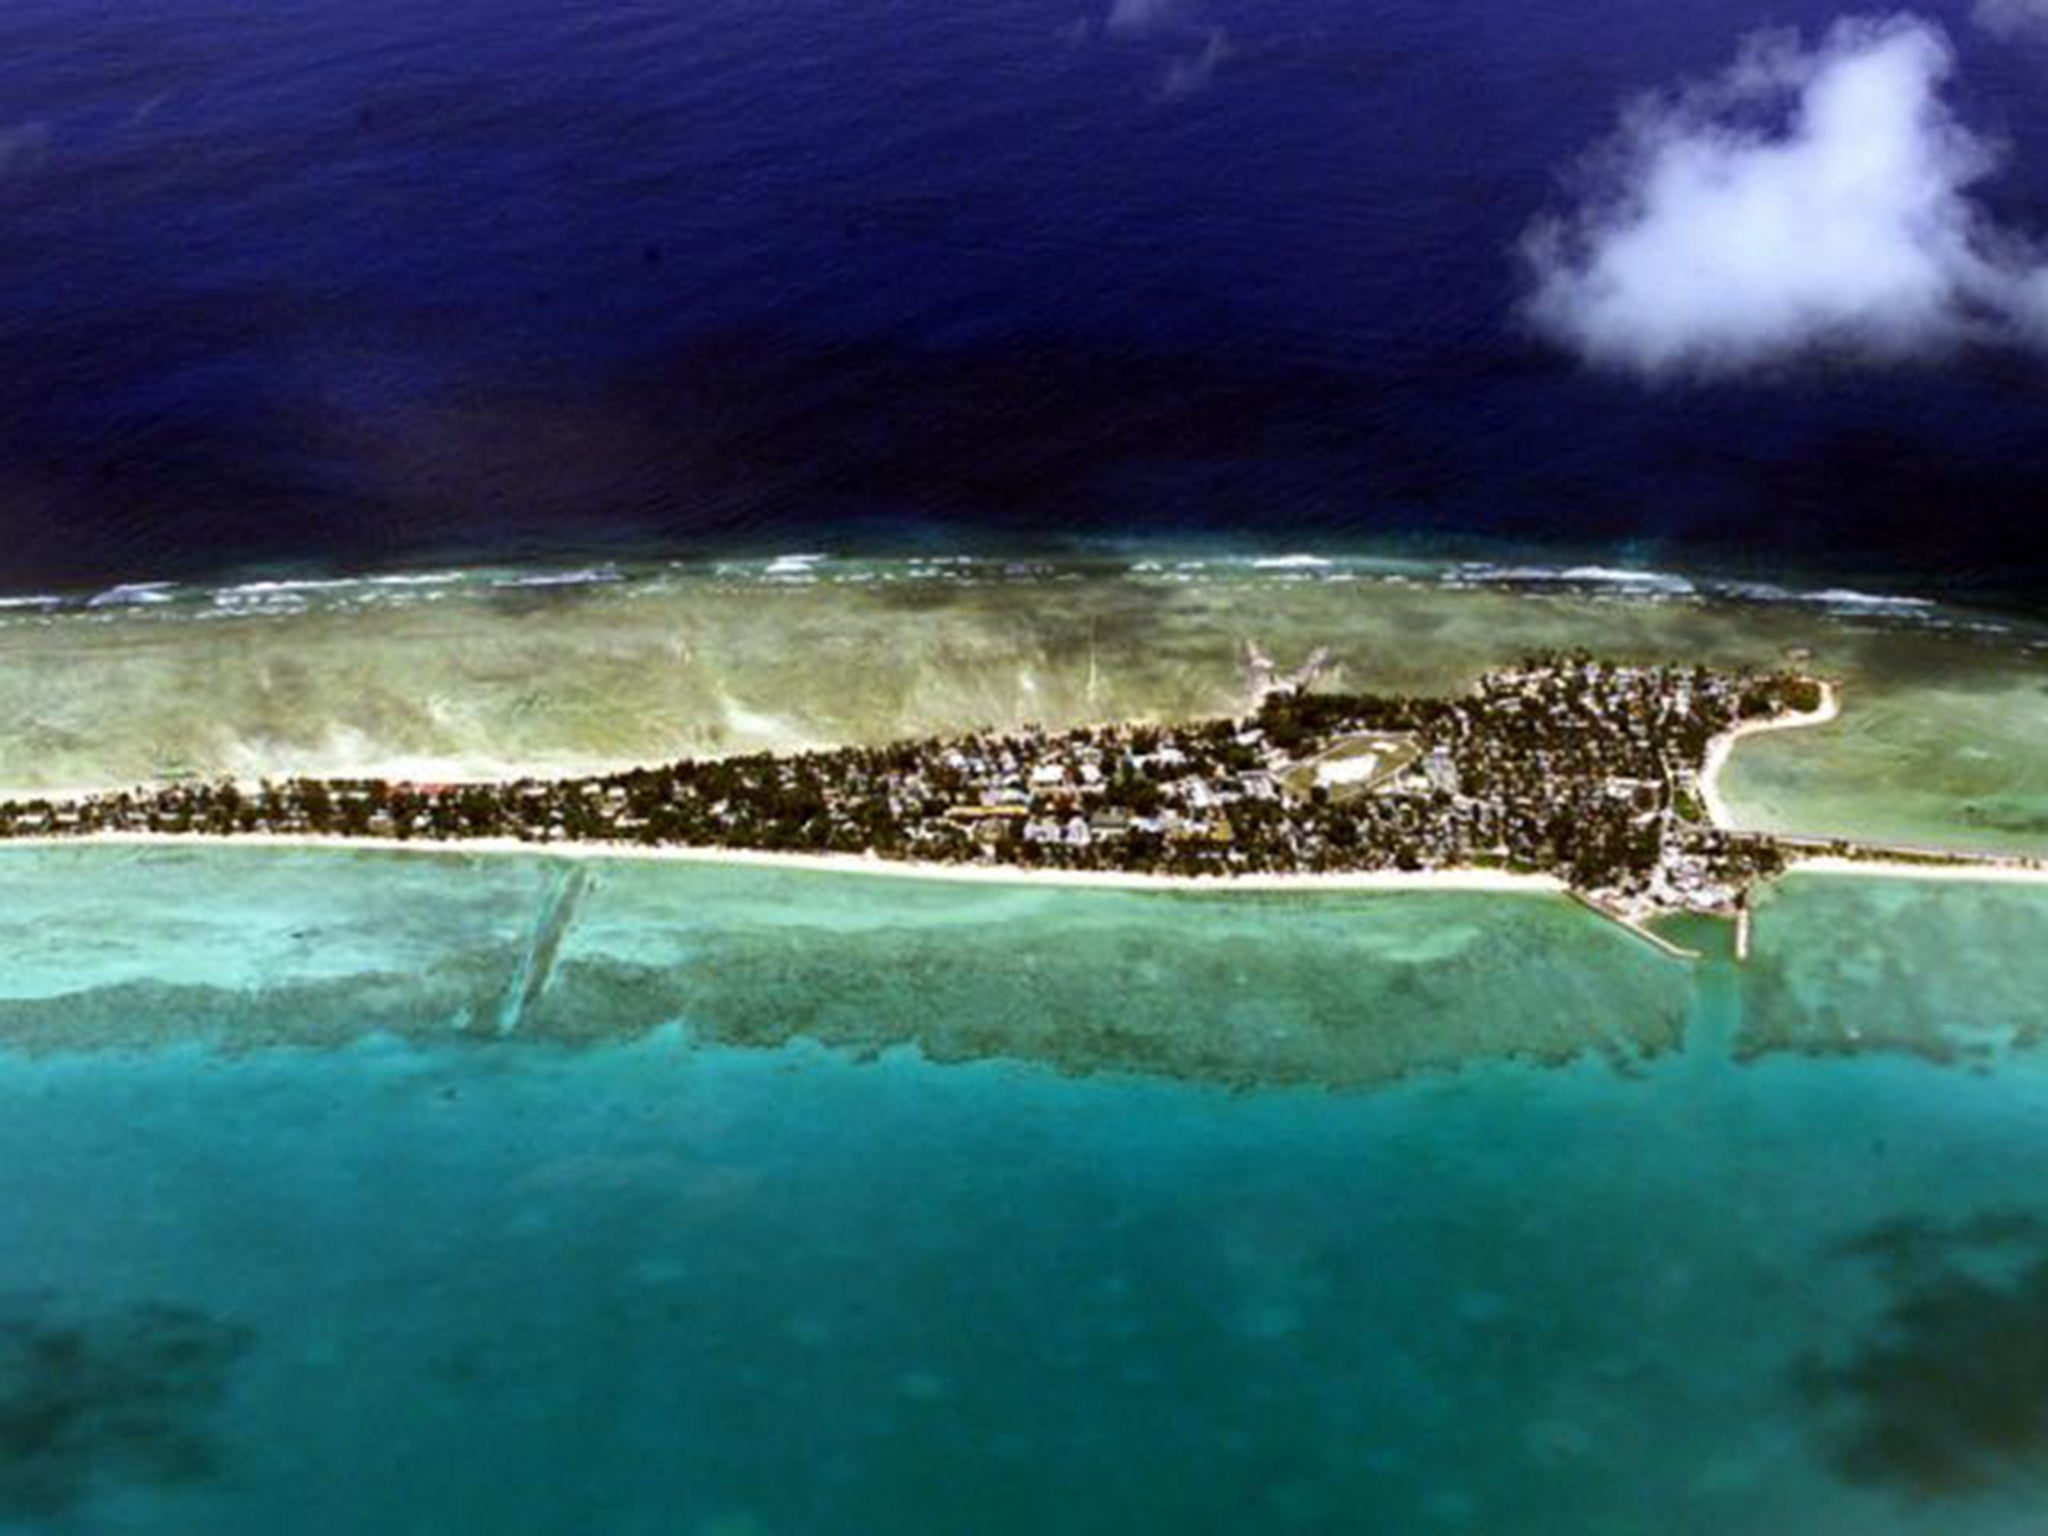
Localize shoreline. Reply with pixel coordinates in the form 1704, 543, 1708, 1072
1787, 855, 2048, 887
1699, 680, 1841, 831
0, 830, 1567, 897
7, 836, 2045, 965
0, 756, 651, 809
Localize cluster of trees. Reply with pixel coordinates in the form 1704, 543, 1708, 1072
1257, 691, 1448, 753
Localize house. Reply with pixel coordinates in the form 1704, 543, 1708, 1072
1089, 807, 1132, 839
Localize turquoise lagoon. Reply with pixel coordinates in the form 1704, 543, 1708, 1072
6, 848, 2048, 1531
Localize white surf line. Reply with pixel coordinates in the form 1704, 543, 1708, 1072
1698, 680, 1841, 832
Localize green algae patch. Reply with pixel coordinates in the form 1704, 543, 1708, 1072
1740, 874, 2048, 1062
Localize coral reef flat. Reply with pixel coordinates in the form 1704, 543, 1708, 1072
5, 557, 2045, 854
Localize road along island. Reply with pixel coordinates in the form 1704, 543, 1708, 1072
4, 653, 1944, 945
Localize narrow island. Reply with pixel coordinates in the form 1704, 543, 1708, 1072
0, 651, 1936, 939
6, 648, 2041, 957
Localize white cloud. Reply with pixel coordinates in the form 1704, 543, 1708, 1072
1521, 16, 2048, 379
1107, 0, 1177, 36
1974, 0, 2048, 38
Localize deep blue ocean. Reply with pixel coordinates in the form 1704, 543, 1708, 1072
3, 0, 2047, 599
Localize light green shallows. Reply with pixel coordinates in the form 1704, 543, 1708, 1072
7, 845, 2048, 1079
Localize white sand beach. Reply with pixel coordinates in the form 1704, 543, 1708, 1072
1789, 855, 2048, 886
0, 830, 1567, 897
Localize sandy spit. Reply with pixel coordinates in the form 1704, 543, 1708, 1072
1699, 681, 1842, 831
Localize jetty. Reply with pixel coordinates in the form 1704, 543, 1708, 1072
1568, 890, 1703, 961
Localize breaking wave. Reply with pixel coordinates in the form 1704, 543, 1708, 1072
0, 551, 1992, 638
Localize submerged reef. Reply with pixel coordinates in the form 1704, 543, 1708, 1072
1741, 876, 2048, 1061
1800, 1215, 2048, 1499
0, 1294, 251, 1520
9, 845, 2048, 1083
0, 847, 1692, 1086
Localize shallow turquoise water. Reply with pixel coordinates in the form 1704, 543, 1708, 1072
5, 851, 2048, 1533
